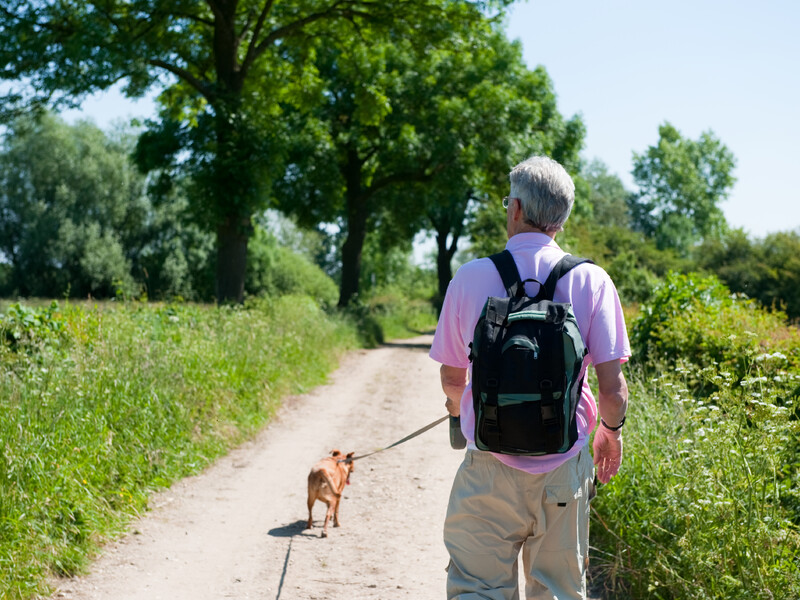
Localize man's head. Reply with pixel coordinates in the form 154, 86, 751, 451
507, 156, 574, 238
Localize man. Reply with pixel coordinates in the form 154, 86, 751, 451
430, 156, 629, 600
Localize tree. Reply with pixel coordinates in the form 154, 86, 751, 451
0, 0, 505, 303
0, 113, 146, 297
628, 122, 736, 255
0, 112, 215, 300
274, 22, 583, 306
579, 159, 631, 228
422, 29, 584, 305
698, 229, 800, 320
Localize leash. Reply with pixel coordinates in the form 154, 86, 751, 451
339, 415, 449, 463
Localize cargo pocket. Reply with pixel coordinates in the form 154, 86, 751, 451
541, 459, 584, 552
544, 484, 582, 508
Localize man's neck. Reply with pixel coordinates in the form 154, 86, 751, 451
509, 227, 557, 241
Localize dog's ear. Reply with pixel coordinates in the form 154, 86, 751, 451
330, 449, 342, 457
346, 452, 355, 459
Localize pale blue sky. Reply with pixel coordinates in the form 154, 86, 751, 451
504, 0, 800, 238
63, 0, 799, 238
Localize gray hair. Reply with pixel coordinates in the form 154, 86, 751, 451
509, 156, 575, 232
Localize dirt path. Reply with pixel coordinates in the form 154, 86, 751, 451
50, 336, 602, 600
51, 336, 463, 599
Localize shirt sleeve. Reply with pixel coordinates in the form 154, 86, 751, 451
429, 275, 471, 369
586, 278, 631, 365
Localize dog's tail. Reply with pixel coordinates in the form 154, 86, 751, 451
321, 470, 342, 498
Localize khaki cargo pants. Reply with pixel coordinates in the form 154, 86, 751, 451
443, 447, 595, 600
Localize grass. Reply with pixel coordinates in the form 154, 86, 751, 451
0, 296, 358, 599
590, 272, 800, 599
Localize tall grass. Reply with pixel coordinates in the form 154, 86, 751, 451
0, 297, 358, 599
591, 273, 800, 599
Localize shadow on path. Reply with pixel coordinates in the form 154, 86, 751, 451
380, 342, 432, 352
268, 521, 318, 600
267, 520, 312, 538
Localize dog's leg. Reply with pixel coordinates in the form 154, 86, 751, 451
322, 502, 333, 538
306, 474, 318, 530
306, 494, 315, 530
333, 495, 342, 527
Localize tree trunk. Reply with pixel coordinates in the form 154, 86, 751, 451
337, 149, 368, 308
216, 214, 251, 304
338, 207, 367, 308
211, 4, 250, 304
436, 229, 453, 300
434, 225, 460, 315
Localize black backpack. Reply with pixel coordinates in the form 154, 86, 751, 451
469, 250, 592, 456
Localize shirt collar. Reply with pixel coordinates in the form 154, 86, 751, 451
505, 232, 561, 251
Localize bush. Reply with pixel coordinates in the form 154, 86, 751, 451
592, 364, 800, 599
0, 301, 68, 353
591, 271, 800, 598
631, 271, 800, 383
246, 227, 339, 309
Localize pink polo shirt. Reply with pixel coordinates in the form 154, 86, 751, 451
430, 233, 631, 474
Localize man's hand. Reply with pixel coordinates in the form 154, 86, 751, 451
444, 396, 460, 417
440, 365, 467, 417
593, 425, 623, 484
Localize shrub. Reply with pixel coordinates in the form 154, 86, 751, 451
592, 363, 800, 599
631, 272, 800, 383
246, 227, 339, 309
0, 301, 68, 353
592, 270, 800, 598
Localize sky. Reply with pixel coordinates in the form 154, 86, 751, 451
503, 0, 800, 238
62, 0, 799, 239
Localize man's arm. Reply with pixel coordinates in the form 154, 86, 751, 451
440, 365, 468, 417
593, 359, 628, 483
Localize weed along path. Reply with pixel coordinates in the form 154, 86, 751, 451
51, 335, 465, 600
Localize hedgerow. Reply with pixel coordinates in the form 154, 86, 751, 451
591, 272, 800, 599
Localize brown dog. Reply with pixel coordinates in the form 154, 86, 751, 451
306, 449, 355, 537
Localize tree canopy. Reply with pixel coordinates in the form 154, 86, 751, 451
0, 112, 215, 299
0, 0, 509, 302
628, 122, 736, 254
271, 19, 583, 306
0, 114, 144, 297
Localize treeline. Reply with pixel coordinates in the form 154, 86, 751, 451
3, 110, 800, 322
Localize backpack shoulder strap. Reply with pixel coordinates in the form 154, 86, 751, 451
488, 250, 524, 298
535, 254, 595, 301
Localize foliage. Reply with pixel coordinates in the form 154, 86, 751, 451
273, 19, 581, 306
576, 158, 631, 228
698, 229, 800, 321
0, 301, 68, 352
0, 113, 144, 298
592, 362, 800, 600
591, 271, 800, 599
339, 288, 438, 348
246, 226, 339, 309
0, 112, 214, 301
0, 0, 511, 302
0, 298, 358, 598
628, 122, 736, 255
631, 271, 800, 381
